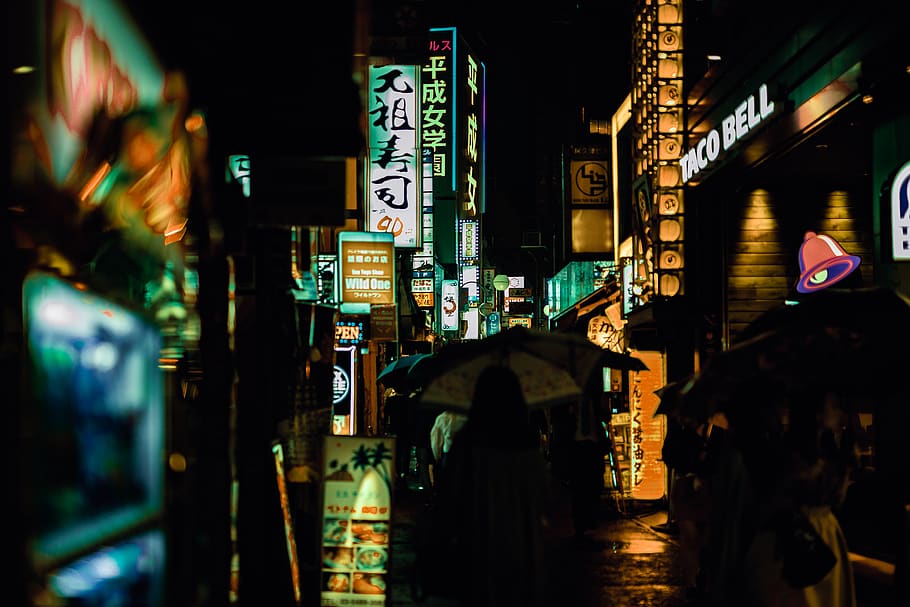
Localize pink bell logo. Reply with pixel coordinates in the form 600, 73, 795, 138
796, 231, 860, 293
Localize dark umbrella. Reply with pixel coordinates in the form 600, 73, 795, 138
376, 353, 431, 392
678, 285, 910, 422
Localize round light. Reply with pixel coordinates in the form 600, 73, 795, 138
659, 218, 682, 242
492, 274, 510, 291
659, 273, 681, 296
659, 249, 683, 269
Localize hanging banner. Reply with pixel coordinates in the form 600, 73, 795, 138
320, 436, 395, 607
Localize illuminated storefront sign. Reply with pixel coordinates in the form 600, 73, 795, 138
368, 65, 420, 247
17, 0, 192, 250
411, 278, 433, 292
570, 160, 610, 205
332, 346, 356, 436
334, 320, 364, 346
627, 350, 666, 500
486, 311, 501, 335
890, 159, 910, 261
319, 436, 394, 606
413, 292, 435, 308
424, 29, 455, 196
679, 83, 776, 184
459, 51, 484, 218
441, 280, 459, 331
507, 317, 532, 328
338, 232, 395, 307
461, 265, 480, 304
460, 219, 479, 259
462, 307, 480, 339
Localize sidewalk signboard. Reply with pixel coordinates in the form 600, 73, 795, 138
319, 436, 396, 606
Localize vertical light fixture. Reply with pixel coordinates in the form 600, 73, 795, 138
631, 0, 685, 301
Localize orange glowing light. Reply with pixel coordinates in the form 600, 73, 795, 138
77, 161, 112, 203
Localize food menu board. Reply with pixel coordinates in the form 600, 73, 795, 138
320, 436, 396, 607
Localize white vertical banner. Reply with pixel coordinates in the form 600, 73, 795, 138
441, 279, 459, 331
368, 65, 421, 248
462, 307, 480, 340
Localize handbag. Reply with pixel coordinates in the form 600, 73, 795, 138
770, 510, 837, 588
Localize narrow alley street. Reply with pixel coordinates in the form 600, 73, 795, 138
386, 479, 896, 607
387, 481, 691, 607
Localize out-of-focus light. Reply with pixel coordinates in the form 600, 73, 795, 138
12, 65, 36, 74
184, 113, 206, 133
78, 162, 112, 203
706, 54, 722, 62
861, 93, 874, 104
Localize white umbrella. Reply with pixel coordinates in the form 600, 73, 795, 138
416, 326, 647, 411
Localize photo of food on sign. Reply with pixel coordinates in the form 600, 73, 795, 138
323, 518, 350, 545
324, 572, 350, 592
353, 573, 386, 595
351, 521, 389, 545
355, 546, 388, 571
323, 546, 354, 570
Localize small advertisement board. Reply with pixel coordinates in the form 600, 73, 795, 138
338, 232, 395, 306
320, 436, 396, 606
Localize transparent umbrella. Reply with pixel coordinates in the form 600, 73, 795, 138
413, 326, 647, 411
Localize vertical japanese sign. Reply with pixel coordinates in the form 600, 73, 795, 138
338, 232, 395, 306
368, 65, 420, 248
628, 350, 666, 500
440, 279, 459, 331
457, 41, 484, 219
456, 38, 485, 323
320, 436, 395, 606
424, 28, 455, 197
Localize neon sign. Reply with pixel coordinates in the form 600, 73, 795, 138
679, 83, 775, 184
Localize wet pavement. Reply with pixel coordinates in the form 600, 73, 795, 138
387, 480, 692, 607
386, 479, 898, 607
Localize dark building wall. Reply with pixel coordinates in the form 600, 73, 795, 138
724, 184, 873, 342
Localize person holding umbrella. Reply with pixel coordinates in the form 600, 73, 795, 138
414, 365, 551, 606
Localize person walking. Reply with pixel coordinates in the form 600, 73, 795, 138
414, 365, 551, 607
550, 383, 612, 543
383, 389, 412, 488
429, 409, 468, 488
411, 392, 436, 493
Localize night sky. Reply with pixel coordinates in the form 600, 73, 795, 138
125, 0, 634, 264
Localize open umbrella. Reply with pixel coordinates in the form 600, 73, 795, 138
677, 285, 910, 422
415, 326, 648, 411
376, 352, 431, 392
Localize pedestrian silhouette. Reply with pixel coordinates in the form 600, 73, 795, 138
414, 365, 550, 606
550, 382, 612, 542
383, 389, 411, 488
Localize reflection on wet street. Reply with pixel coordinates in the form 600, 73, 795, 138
539, 490, 691, 607
604, 538, 671, 554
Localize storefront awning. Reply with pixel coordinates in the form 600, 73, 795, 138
550, 282, 622, 334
